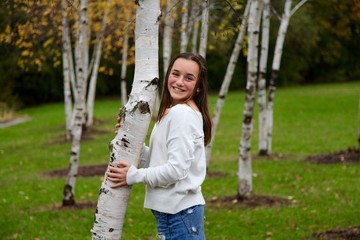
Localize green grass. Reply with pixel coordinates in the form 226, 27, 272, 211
0, 82, 360, 239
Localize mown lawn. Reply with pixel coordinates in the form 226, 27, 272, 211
0, 82, 359, 239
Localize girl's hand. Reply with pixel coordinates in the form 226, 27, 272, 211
107, 161, 131, 188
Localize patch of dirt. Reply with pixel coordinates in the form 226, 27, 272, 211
207, 170, 228, 178
51, 118, 112, 144
310, 225, 360, 240
207, 194, 291, 209
44, 163, 108, 177
305, 147, 360, 164
56, 201, 96, 210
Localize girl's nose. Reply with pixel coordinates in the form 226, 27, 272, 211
175, 76, 184, 85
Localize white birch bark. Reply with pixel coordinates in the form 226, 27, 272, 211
198, 0, 209, 58
86, 0, 110, 127
163, 0, 176, 76
205, 0, 250, 164
91, 1, 160, 239
191, 20, 199, 53
258, 0, 270, 155
265, 0, 292, 155
180, 0, 189, 52
120, 31, 129, 105
63, 0, 89, 206
61, 0, 73, 141
264, 0, 308, 154
237, 0, 262, 199
190, 0, 200, 53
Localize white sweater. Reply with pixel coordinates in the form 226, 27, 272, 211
126, 104, 206, 214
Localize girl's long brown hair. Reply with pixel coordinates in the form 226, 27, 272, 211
156, 52, 212, 146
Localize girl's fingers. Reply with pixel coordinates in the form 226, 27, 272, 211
117, 161, 130, 168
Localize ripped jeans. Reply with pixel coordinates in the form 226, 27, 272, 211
151, 205, 205, 240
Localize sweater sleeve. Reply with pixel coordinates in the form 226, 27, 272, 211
127, 107, 201, 188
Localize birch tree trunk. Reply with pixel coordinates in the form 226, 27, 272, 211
180, 0, 189, 52
258, 0, 270, 155
205, 0, 250, 164
191, 0, 200, 53
86, 0, 110, 128
199, 0, 209, 57
237, 0, 262, 200
163, 0, 176, 77
61, 0, 73, 141
91, 1, 160, 239
264, 0, 308, 155
62, 0, 89, 206
120, 31, 129, 105
191, 20, 200, 53
265, 0, 292, 155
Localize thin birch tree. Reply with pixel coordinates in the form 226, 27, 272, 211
180, 0, 190, 52
258, 0, 270, 155
199, 0, 210, 57
206, 0, 250, 164
61, 0, 74, 141
237, 0, 263, 199
264, 0, 307, 155
62, 0, 89, 206
86, 0, 110, 127
91, 0, 160, 238
120, 31, 129, 105
163, 0, 176, 77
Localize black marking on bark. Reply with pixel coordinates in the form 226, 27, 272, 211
243, 115, 252, 124
138, 101, 151, 114
121, 136, 130, 148
108, 143, 114, 152
134, 0, 141, 6
219, 95, 226, 100
145, 77, 160, 90
270, 70, 279, 86
109, 228, 114, 232
99, 187, 109, 195
259, 149, 269, 156
259, 72, 266, 79
157, 13, 162, 23
70, 151, 77, 156
119, 106, 126, 122
131, 101, 151, 115
110, 152, 115, 162
62, 184, 75, 206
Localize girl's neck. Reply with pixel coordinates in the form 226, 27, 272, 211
171, 100, 199, 112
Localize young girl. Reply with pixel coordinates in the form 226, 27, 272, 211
107, 52, 212, 239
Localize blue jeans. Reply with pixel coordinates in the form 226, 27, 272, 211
151, 205, 205, 240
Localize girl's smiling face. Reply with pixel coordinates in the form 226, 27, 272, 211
167, 58, 200, 105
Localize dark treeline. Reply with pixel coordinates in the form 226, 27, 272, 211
0, 0, 359, 109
